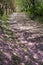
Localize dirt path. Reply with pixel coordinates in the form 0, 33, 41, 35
0, 13, 43, 65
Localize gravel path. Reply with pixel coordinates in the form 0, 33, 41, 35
0, 13, 43, 65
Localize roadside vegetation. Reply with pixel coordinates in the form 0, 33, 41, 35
16, 0, 43, 22
0, 0, 16, 40
0, 0, 16, 43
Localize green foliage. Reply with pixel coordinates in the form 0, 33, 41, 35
0, 19, 16, 41
16, 0, 43, 18
1, 14, 8, 21
0, 7, 4, 16
35, 3, 43, 16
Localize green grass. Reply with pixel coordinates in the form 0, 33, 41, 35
2, 14, 8, 21
33, 16, 43, 24
0, 14, 8, 21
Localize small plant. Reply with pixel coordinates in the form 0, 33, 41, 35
12, 54, 20, 64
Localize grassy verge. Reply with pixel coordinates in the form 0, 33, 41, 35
0, 14, 9, 21
33, 16, 43, 24
0, 13, 16, 42
26, 12, 43, 24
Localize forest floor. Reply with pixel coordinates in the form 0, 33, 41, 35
0, 13, 43, 65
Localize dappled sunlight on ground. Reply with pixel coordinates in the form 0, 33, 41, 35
0, 13, 43, 65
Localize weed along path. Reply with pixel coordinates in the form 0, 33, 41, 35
0, 13, 43, 65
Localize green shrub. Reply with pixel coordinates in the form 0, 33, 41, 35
17, 0, 43, 18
